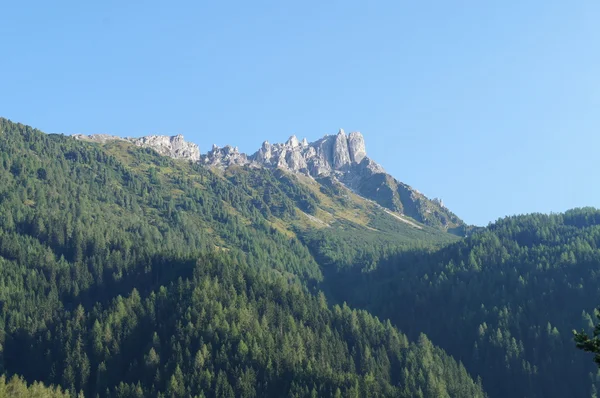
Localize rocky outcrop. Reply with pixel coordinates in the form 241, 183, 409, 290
203, 144, 248, 168
348, 131, 366, 163
73, 133, 200, 162
287, 149, 307, 171
215, 129, 375, 177
333, 129, 351, 169
286, 135, 300, 148
200, 129, 374, 178
132, 135, 200, 162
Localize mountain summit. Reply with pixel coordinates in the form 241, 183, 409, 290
203, 129, 464, 232
249, 129, 374, 175
204, 129, 381, 175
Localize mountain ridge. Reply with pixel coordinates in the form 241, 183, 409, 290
72, 128, 466, 232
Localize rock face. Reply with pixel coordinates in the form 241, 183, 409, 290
132, 135, 200, 162
348, 131, 366, 163
333, 129, 351, 169
206, 129, 376, 177
73, 133, 200, 162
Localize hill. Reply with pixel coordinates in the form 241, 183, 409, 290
323, 208, 600, 397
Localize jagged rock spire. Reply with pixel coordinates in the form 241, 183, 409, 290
239, 128, 372, 175
333, 130, 351, 168
348, 132, 366, 163
286, 135, 300, 148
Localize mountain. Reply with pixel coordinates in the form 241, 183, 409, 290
0, 118, 483, 397
4, 116, 599, 398
206, 129, 466, 233
74, 128, 466, 233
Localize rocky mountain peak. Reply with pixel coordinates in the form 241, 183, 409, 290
201, 129, 461, 231
199, 128, 374, 177
286, 135, 300, 148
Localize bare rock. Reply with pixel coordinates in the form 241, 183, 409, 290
132, 134, 200, 162
286, 135, 300, 148
348, 131, 366, 163
243, 128, 376, 177
333, 129, 351, 169
204, 145, 249, 168
287, 149, 307, 170
277, 148, 289, 169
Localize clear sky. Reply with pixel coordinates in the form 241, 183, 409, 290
2, 1, 598, 226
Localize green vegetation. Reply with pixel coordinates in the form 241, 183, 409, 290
575, 309, 600, 367
0, 375, 70, 398
4, 116, 600, 397
0, 118, 483, 397
352, 172, 464, 232
320, 208, 600, 397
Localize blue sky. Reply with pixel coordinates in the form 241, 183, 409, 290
2, 1, 598, 226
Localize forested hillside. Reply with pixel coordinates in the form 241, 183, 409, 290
320, 209, 600, 397
0, 118, 484, 397
3, 117, 599, 397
